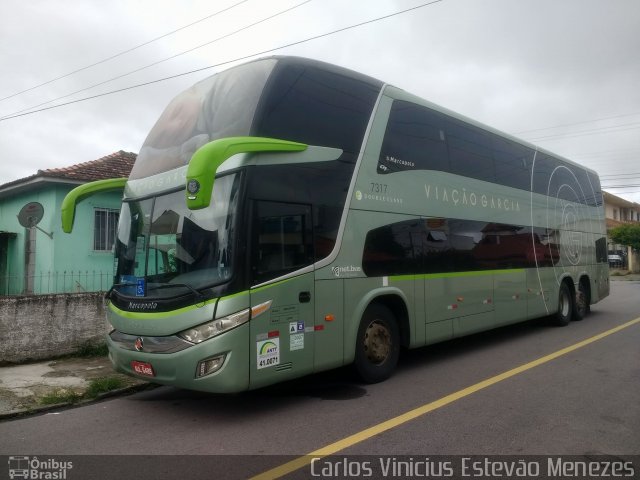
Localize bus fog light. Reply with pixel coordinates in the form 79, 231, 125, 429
178, 308, 250, 343
197, 354, 226, 378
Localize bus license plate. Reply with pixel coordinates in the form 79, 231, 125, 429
131, 361, 155, 377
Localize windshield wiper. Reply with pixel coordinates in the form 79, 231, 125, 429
148, 282, 205, 302
105, 282, 136, 301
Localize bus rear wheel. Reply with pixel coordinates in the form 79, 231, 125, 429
554, 282, 573, 327
354, 304, 399, 383
573, 281, 589, 321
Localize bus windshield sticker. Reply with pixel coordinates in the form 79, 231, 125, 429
135, 278, 146, 297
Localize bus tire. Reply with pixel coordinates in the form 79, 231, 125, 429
554, 281, 573, 327
354, 304, 399, 383
573, 281, 589, 321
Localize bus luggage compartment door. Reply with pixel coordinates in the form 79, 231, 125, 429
425, 273, 495, 336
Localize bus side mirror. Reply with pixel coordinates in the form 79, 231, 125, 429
61, 177, 127, 233
185, 136, 307, 210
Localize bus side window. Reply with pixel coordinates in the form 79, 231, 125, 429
587, 172, 603, 207
378, 101, 449, 175
493, 137, 533, 191
446, 119, 496, 183
362, 220, 424, 276
595, 237, 607, 263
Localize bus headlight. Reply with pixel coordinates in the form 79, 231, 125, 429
178, 309, 250, 344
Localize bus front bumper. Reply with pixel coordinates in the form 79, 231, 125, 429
106, 323, 250, 393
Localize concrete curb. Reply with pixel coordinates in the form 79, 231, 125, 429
0, 383, 156, 422
610, 275, 640, 282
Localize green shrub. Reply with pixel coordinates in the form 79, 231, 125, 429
85, 377, 126, 398
39, 389, 81, 405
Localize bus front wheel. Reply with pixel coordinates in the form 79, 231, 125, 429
354, 304, 399, 383
554, 282, 574, 327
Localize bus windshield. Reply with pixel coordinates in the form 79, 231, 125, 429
113, 173, 242, 296
129, 59, 275, 180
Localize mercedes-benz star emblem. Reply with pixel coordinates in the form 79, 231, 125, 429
187, 179, 200, 194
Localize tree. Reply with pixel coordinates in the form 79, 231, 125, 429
609, 224, 640, 251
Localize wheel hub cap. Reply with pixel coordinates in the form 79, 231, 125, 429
363, 320, 391, 365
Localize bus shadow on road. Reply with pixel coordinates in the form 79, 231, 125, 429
127, 314, 587, 415
126, 365, 368, 420
397, 315, 565, 375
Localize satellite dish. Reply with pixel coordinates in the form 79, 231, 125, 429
18, 202, 45, 228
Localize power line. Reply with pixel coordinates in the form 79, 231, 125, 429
511, 110, 640, 136
601, 172, 640, 178
0, 0, 250, 103
602, 184, 640, 189
577, 152, 640, 160
2, 0, 314, 119
0, 0, 445, 122
522, 122, 640, 142
581, 156, 640, 163
584, 157, 640, 164
571, 147, 640, 158
567, 149, 640, 162
578, 160, 640, 171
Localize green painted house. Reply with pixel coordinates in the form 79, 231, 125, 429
0, 151, 135, 295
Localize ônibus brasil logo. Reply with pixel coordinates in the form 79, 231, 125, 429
8, 456, 73, 479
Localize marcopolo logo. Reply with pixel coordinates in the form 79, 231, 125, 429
331, 265, 362, 278
8, 456, 73, 479
127, 301, 158, 311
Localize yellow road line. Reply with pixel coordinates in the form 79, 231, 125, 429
251, 317, 640, 480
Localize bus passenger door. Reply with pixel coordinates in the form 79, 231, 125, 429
248, 201, 315, 389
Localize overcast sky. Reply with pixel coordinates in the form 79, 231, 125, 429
1, 0, 639, 202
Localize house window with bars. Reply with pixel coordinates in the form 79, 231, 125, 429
94, 208, 119, 251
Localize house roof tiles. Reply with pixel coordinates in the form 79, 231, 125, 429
37, 150, 136, 182
0, 151, 136, 192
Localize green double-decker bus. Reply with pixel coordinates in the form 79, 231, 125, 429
62, 56, 609, 392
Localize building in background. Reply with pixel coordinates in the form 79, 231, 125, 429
603, 191, 640, 271
0, 151, 135, 295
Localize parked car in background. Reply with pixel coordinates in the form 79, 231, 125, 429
608, 254, 624, 268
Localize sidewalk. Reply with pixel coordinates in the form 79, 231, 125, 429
609, 270, 640, 282
0, 355, 150, 419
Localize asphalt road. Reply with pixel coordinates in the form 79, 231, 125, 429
1, 280, 639, 479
